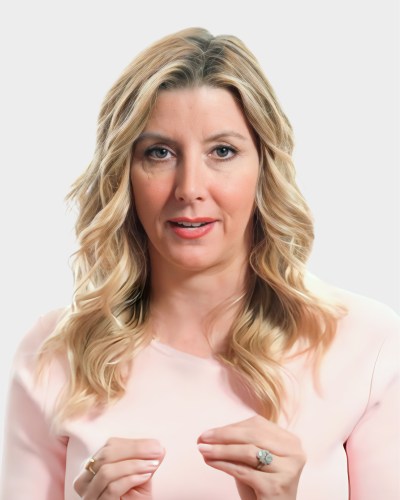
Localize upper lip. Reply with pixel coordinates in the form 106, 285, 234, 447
168, 217, 217, 223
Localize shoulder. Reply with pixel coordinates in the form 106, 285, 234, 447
306, 273, 399, 344
333, 287, 399, 345
305, 277, 399, 405
313, 278, 399, 390
330, 290, 400, 411
15, 307, 69, 359
8, 308, 71, 416
306, 274, 399, 385
12, 307, 69, 385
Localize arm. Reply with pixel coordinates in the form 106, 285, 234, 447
1, 370, 67, 499
345, 328, 400, 499
1, 315, 67, 500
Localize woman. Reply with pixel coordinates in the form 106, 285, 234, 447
1, 27, 399, 500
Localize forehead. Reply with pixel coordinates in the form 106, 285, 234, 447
143, 86, 254, 138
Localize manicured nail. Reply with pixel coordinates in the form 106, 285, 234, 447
198, 443, 213, 453
147, 444, 164, 456
200, 430, 214, 441
149, 460, 160, 467
146, 445, 164, 459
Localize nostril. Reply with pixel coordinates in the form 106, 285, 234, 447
174, 186, 205, 203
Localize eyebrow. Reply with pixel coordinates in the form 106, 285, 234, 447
134, 130, 248, 145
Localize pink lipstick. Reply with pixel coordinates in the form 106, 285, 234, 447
168, 217, 216, 239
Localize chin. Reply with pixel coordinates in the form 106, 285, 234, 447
169, 256, 218, 273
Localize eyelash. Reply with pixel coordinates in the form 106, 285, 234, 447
144, 147, 172, 161
144, 145, 238, 162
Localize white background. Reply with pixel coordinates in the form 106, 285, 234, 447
0, 0, 398, 456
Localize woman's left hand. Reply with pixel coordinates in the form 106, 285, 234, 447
197, 415, 306, 500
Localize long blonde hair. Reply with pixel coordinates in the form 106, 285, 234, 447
38, 27, 345, 423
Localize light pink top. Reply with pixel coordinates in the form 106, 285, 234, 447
1, 289, 399, 499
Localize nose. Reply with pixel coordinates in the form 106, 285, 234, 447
174, 154, 207, 203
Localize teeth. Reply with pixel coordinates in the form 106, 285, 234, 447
177, 222, 205, 227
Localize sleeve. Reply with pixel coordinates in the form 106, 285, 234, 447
0, 315, 68, 500
345, 323, 400, 499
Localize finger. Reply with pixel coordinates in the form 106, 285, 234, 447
74, 458, 161, 497
198, 415, 294, 453
205, 456, 304, 500
90, 458, 161, 498
97, 472, 153, 500
202, 454, 295, 500
94, 438, 164, 468
74, 438, 164, 496
198, 443, 279, 472
202, 458, 268, 495
75, 437, 164, 489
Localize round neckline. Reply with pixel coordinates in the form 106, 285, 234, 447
150, 338, 219, 365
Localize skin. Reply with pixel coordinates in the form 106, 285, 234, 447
197, 415, 305, 500
131, 86, 260, 357
74, 86, 305, 499
131, 85, 259, 276
74, 438, 166, 499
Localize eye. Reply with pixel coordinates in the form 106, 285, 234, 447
145, 147, 173, 160
212, 145, 237, 160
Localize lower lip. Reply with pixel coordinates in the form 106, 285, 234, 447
169, 222, 215, 239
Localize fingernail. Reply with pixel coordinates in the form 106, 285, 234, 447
198, 443, 213, 453
199, 430, 214, 441
148, 445, 164, 456
149, 460, 160, 467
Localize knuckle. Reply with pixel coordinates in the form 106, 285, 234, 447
122, 491, 141, 500
105, 436, 120, 447
298, 450, 307, 467
104, 481, 120, 495
234, 463, 251, 479
291, 433, 303, 449
295, 436, 303, 449
96, 463, 113, 482
257, 476, 285, 496
98, 447, 114, 464
253, 414, 265, 426
72, 477, 84, 496
287, 434, 306, 461
292, 440, 307, 464
248, 444, 258, 462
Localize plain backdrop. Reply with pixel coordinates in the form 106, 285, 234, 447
0, 0, 398, 457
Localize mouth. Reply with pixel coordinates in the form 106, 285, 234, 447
168, 217, 216, 228
167, 218, 217, 239
169, 221, 212, 229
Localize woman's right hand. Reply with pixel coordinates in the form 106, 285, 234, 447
73, 437, 165, 499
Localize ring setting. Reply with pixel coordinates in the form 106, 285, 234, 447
256, 449, 273, 469
85, 457, 96, 476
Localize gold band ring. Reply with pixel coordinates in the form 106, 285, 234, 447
85, 457, 97, 476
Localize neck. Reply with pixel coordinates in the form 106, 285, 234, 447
148, 257, 249, 355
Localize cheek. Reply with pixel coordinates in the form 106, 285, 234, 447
217, 172, 258, 216
131, 172, 171, 222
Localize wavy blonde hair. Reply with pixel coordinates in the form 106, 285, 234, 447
38, 27, 345, 423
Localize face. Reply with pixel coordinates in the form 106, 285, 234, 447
130, 86, 260, 274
